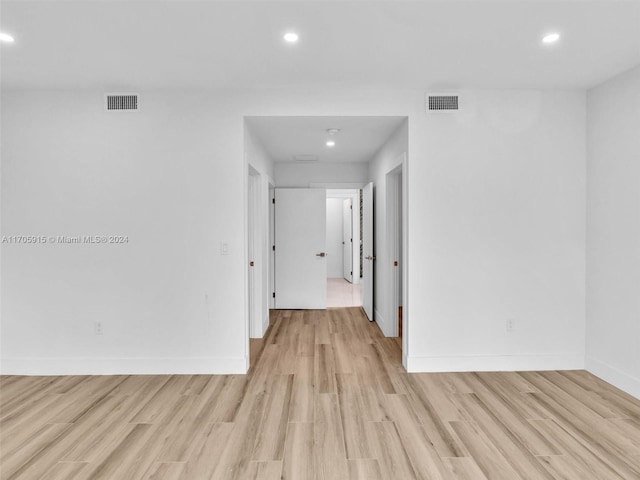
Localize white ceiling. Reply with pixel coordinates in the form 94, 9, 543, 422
1, 1, 639, 90
246, 116, 406, 163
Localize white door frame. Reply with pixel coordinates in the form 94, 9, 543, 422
244, 120, 410, 372
362, 182, 375, 321
342, 198, 353, 283
268, 181, 276, 309
385, 153, 408, 358
247, 165, 263, 339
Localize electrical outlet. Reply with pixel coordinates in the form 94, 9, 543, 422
94, 321, 104, 335
506, 319, 515, 332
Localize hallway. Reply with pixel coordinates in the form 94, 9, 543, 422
326, 278, 362, 308
2, 308, 640, 479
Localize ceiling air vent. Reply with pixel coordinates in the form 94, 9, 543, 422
293, 154, 319, 162
104, 93, 139, 112
427, 93, 459, 113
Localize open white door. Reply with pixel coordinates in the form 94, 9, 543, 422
342, 199, 353, 283
275, 188, 327, 309
362, 183, 374, 321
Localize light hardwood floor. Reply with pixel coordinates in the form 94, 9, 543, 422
2, 307, 640, 479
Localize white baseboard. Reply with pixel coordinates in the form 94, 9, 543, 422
586, 356, 640, 400
405, 353, 585, 373
0, 356, 248, 376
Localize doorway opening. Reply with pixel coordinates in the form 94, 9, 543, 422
385, 154, 407, 349
244, 115, 408, 369
326, 189, 362, 307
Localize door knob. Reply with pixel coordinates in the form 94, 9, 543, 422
365, 255, 376, 260
316, 252, 326, 257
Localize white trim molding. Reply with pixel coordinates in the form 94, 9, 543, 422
0, 356, 248, 376
406, 354, 585, 373
586, 357, 640, 400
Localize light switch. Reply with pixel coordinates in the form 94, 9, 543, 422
220, 242, 229, 255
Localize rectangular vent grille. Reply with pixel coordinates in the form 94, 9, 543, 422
428, 95, 459, 112
105, 94, 139, 112
293, 154, 319, 162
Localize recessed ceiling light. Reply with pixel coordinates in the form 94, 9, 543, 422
326, 128, 341, 136
326, 140, 336, 147
283, 32, 299, 43
542, 33, 560, 44
0, 32, 15, 43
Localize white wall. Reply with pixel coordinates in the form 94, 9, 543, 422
245, 121, 275, 181
409, 91, 587, 372
275, 161, 368, 187
586, 65, 640, 398
325, 198, 344, 278
1, 90, 248, 374
1, 86, 587, 375
369, 121, 408, 337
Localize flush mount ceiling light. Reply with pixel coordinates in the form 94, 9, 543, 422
326, 140, 336, 147
542, 32, 560, 44
0, 32, 15, 43
326, 128, 341, 136
283, 32, 299, 43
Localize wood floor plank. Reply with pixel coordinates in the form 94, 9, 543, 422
298, 323, 316, 357
315, 344, 338, 394
384, 393, 449, 480
443, 457, 490, 480
399, 373, 467, 457
450, 420, 525, 480
288, 355, 315, 423
314, 316, 332, 345
282, 422, 314, 480
184, 422, 235, 480
130, 375, 192, 424
536, 454, 614, 480
0, 423, 72, 479
209, 409, 267, 479
461, 374, 561, 456
453, 393, 555, 480
529, 419, 629, 480
609, 418, 640, 448
243, 460, 283, 480
522, 372, 640, 473
365, 421, 418, 480
337, 389, 376, 459
41, 461, 89, 480
593, 389, 640, 420
143, 462, 186, 480
82, 423, 155, 479
472, 372, 552, 420
156, 420, 212, 463
193, 375, 249, 423
347, 458, 384, 480
315, 393, 349, 479
538, 371, 623, 419
332, 333, 356, 374
251, 374, 294, 461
